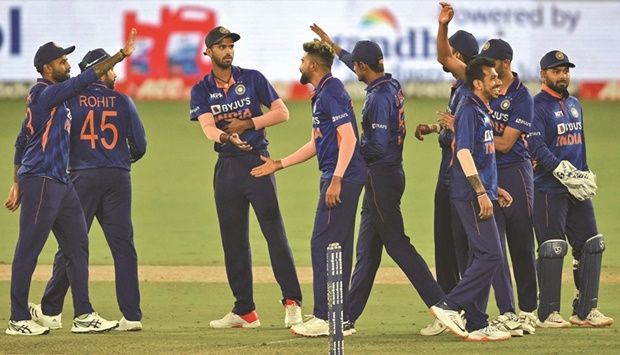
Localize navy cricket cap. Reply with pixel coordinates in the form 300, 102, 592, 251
478, 38, 513, 61
449, 30, 478, 58
340, 40, 383, 65
79, 48, 111, 72
540, 50, 576, 70
205, 26, 240, 48
34, 41, 76, 72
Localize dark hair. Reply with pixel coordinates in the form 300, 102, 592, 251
365, 62, 384, 74
465, 57, 496, 91
302, 40, 334, 70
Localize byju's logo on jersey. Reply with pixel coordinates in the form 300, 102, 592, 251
557, 122, 582, 135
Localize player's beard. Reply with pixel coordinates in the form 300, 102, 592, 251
300, 71, 310, 85
212, 55, 233, 70
546, 79, 569, 95
51, 68, 70, 83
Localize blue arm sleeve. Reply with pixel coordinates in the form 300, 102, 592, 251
125, 96, 147, 163
359, 96, 390, 160
37, 69, 99, 110
527, 105, 561, 171
338, 49, 355, 73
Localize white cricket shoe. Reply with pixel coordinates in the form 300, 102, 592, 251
5, 320, 50, 336
420, 317, 446, 336
430, 303, 468, 339
490, 312, 524, 337
284, 300, 302, 328
465, 325, 511, 342
29, 302, 62, 330
569, 308, 614, 327
519, 311, 537, 334
290, 315, 329, 337
71, 312, 119, 333
536, 311, 571, 328
116, 316, 143, 331
209, 311, 260, 328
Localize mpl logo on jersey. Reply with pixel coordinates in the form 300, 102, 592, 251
115, 6, 218, 100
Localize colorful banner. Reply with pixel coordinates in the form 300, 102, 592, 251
0, 1, 618, 99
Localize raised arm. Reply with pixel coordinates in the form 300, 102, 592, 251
437, 2, 466, 80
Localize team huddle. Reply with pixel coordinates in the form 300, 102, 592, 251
4, 1, 613, 341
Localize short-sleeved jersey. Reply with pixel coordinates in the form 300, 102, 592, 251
189, 66, 279, 156
451, 92, 498, 201
311, 73, 366, 184
526, 85, 588, 194
14, 69, 99, 183
358, 73, 406, 167
438, 79, 469, 185
489, 72, 534, 165
65, 81, 147, 171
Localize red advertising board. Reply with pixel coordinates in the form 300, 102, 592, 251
115, 6, 217, 100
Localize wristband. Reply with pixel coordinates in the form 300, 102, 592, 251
119, 49, 127, 60
477, 191, 487, 197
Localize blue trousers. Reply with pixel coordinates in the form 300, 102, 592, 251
349, 166, 445, 323
311, 179, 363, 320
434, 181, 469, 293
215, 151, 302, 315
445, 199, 502, 331
492, 160, 537, 313
533, 190, 598, 261
11, 177, 93, 320
40, 168, 141, 321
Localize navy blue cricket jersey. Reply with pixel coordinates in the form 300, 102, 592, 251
14, 69, 99, 183
451, 92, 498, 201
438, 79, 469, 185
311, 73, 366, 184
189, 66, 278, 156
66, 81, 146, 171
489, 73, 534, 165
526, 85, 588, 194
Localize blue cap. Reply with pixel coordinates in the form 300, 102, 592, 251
540, 50, 575, 70
34, 41, 76, 72
341, 40, 383, 65
79, 48, 111, 72
478, 38, 513, 61
205, 26, 240, 48
449, 30, 478, 58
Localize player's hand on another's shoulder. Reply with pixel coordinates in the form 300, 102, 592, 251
497, 187, 513, 208
4, 183, 21, 212
228, 133, 252, 151
250, 156, 281, 177
310, 24, 332, 45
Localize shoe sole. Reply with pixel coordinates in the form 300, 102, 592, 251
420, 327, 447, 336
209, 322, 261, 329
430, 307, 468, 339
536, 322, 571, 329
569, 320, 614, 327
5, 329, 50, 336
465, 336, 511, 342
72, 324, 119, 333
289, 328, 328, 337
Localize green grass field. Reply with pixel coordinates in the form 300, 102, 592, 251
1, 97, 619, 354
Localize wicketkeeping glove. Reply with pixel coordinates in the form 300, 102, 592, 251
553, 160, 597, 200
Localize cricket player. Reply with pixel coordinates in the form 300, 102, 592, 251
251, 39, 367, 337
310, 24, 446, 336
28, 48, 147, 332
526, 50, 613, 328
431, 57, 512, 342
189, 26, 303, 329
4, 30, 137, 335
437, 2, 538, 336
